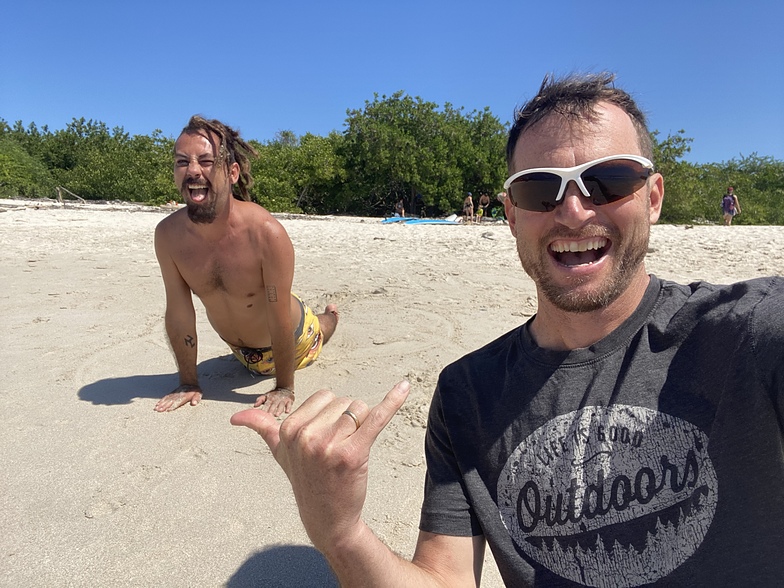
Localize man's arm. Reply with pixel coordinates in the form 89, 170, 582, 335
154, 224, 202, 412
256, 217, 297, 415
230, 382, 483, 587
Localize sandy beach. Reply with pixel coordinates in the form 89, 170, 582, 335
2, 199, 783, 587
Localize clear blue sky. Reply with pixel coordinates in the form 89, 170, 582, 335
2, 0, 782, 164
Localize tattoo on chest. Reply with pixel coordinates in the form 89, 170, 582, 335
184, 335, 195, 348
266, 285, 278, 303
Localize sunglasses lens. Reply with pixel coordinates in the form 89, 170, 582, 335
508, 172, 561, 212
582, 160, 650, 205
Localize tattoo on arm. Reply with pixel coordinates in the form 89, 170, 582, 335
266, 286, 278, 303
184, 335, 195, 348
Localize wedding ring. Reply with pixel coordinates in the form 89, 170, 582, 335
342, 409, 361, 431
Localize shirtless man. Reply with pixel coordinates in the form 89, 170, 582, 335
154, 116, 338, 415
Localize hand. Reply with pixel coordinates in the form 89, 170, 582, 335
254, 386, 295, 417
154, 384, 203, 412
231, 381, 411, 553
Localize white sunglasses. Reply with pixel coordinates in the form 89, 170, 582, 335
503, 154, 654, 212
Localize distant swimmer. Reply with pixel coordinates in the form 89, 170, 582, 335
153, 115, 338, 415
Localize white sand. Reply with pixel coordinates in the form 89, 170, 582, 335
1, 199, 782, 587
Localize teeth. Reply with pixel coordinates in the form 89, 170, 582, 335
187, 184, 208, 190
551, 238, 607, 253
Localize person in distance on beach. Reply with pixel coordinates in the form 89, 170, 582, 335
232, 74, 784, 586
154, 116, 338, 415
721, 186, 741, 226
463, 192, 474, 223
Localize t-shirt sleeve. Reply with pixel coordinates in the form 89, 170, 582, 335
419, 383, 482, 537
750, 278, 784, 419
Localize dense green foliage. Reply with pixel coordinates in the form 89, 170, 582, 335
0, 118, 177, 204
2, 96, 782, 223
652, 130, 784, 225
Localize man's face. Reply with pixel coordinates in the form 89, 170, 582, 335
504, 102, 663, 313
173, 131, 239, 224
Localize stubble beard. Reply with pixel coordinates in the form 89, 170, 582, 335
517, 221, 651, 313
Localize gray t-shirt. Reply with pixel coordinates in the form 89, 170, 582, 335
420, 276, 784, 587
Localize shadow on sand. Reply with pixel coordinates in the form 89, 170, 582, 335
227, 545, 338, 588
78, 355, 271, 406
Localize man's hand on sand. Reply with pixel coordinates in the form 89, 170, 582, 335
154, 384, 203, 412
254, 387, 296, 417
231, 381, 410, 551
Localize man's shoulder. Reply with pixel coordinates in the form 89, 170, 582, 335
442, 326, 524, 377
655, 276, 784, 329
234, 200, 280, 228
155, 208, 188, 239
659, 276, 784, 300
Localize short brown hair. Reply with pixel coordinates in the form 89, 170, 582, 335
506, 72, 653, 169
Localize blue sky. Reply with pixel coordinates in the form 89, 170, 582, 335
2, 0, 782, 164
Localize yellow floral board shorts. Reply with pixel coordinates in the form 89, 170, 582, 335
227, 295, 323, 375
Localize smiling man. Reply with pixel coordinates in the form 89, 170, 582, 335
154, 116, 338, 415
231, 74, 784, 586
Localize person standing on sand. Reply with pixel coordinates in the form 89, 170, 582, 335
722, 186, 741, 225
463, 192, 474, 223
232, 73, 784, 586
477, 193, 491, 223
154, 116, 338, 415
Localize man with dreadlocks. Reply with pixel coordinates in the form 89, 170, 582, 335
154, 116, 338, 415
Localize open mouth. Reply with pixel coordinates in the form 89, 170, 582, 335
550, 237, 609, 266
186, 183, 209, 203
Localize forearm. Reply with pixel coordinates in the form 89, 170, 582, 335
272, 337, 296, 390
268, 296, 296, 390
321, 524, 455, 588
165, 314, 199, 386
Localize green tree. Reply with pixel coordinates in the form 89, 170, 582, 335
0, 136, 56, 197
718, 155, 784, 225
250, 135, 300, 212
340, 92, 506, 216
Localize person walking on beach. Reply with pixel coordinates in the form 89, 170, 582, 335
722, 186, 741, 225
154, 115, 338, 415
232, 74, 784, 586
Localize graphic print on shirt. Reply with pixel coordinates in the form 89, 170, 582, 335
497, 406, 718, 587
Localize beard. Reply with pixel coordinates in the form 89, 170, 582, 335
517, 220, 650, 313
186, 198, 218, 224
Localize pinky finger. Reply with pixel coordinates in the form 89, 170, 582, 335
354, 381, 411, 443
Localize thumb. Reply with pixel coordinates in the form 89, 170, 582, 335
231, 408, 281, 455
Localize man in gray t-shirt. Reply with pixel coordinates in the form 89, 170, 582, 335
422, 275, 784, 586
231, 73, 784, 587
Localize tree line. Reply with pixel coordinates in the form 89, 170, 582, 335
2, 91, 782, 223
